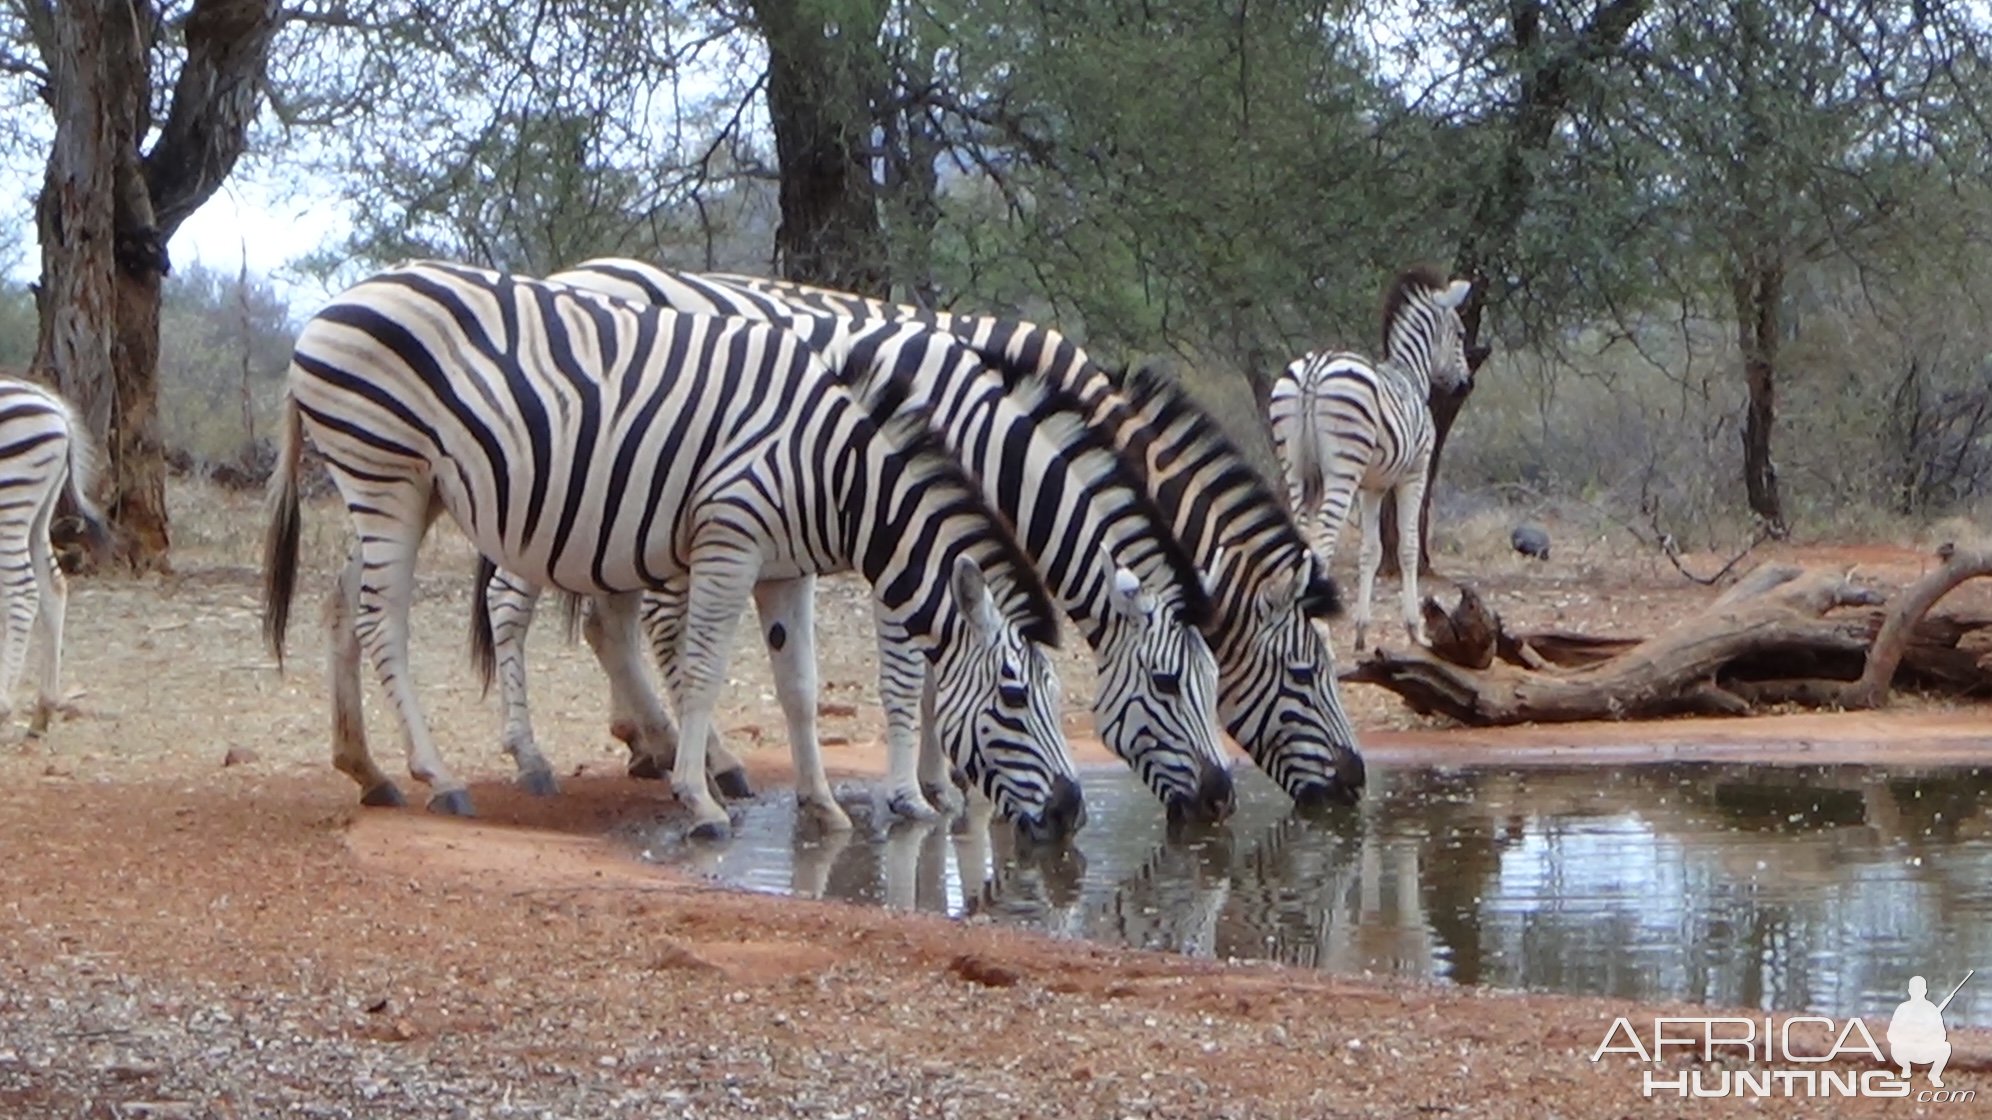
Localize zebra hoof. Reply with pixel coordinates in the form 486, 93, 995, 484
517, 768, 560, 798
359, 782, 407, 808
713, 767, 753, 800
886, 790, 940, 823
921, 781, 965, 816
799, 796, 853, 834
426, 789, 475, 817
627, 756, 668, 781
686, 816, 732, 842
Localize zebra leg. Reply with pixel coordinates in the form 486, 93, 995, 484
326, 548, 403, 807
1314, 454, 1362, 565
636, 581, 750, 798
875, 613, 939, 822
1353, 488, 1385, 652
666, 556, 758, 841
26, 488, 65, 737
1394, 472, 1431, 647
350, 497, 471, 815
585, 594, 679, 780
578, 589, 734, 801
484, 568, 558, 796
916, 677, 965, 815
752, 576, 850, 833
0, 533, 36, 737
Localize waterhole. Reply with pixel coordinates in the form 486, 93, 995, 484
641, 761, 1992, 1025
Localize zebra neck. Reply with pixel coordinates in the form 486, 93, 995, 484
1378, 348, 1432, 397
838, 434, 957, 652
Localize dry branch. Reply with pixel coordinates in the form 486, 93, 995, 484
1343, 567, 1899, 726
1839, 544, 1992, 709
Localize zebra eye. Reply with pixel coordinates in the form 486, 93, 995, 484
1288, 662, 1318, 686
998, 680, 1030, 708
1151, 672, 1182, 698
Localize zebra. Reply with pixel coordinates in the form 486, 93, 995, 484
480, 257, 1238, 825
0, 378, 108, 738
696, 274, 1366, 808
1268, 266, 1473, 650
259, 261, 1085, 843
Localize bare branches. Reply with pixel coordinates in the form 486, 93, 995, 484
142, 0, 282, 240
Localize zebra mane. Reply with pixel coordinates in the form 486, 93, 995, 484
862, 395, 1065, 650
946, 345, 1215, 630
1379, 263, 1454, 350
1114, 360, 1341, 619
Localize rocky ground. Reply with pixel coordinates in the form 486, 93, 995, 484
0, 487, 1987, 1117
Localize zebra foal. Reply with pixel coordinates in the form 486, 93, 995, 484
0, 378, 107, 738
261, 262, 1082, 842
1269, 266, 1473, 650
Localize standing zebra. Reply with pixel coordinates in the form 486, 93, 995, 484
0, 378, 107, 738
700, 273, 1367, 808
481, 257, 1238, 824
1268, 266, 1472, 649
261, 262, 1083, 842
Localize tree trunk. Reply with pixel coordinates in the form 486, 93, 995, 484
33, 0, 162, 569
30, 0, 280, 571
1377, 0, 1650, 578
753, 0, 890, 294
1732, 256, 1787, 535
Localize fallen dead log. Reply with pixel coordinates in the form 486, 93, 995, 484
1342, 549, 1992, 725
1842, 543, 1992, 709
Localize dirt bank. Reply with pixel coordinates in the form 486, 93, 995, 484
3, 510, 1987, 1117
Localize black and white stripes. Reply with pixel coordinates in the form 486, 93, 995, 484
261, 261, 1082, 842
0, 378, 106, 738
698, 272, 1368, 807
1269, 266, 1472, 649
481, 257, 1238, 824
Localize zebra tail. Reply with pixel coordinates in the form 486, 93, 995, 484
57, 411, 112, 565
556, 591, 585, 647
261, 388, 305, 669
1294, 368, 1326, 514
470, 555, 498, 696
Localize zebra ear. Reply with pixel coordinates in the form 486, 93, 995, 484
1202, 545, 1228, 602
1436, 279, 1472, 309
1257, 566, 1302, 619
1106, 563, 1157, 620
951, 554, 1002, 641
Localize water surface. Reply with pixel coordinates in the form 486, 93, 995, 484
645, 761, 1992, 1026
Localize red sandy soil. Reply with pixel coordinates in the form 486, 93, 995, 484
1, 512, 1988, 1117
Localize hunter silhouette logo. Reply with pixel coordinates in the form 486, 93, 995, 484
1592, 970, 1977, 1102
1888, 971, 1971, 1088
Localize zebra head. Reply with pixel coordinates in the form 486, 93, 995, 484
1209, 546, 1365, 810
1092, 559, 1235, 825
1383, 267, 1475, 395
929, 553, 1086, 844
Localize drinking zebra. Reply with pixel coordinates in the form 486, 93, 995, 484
1267, 266, 1473, 650
481, 258, 1238, 824
0, 378, 107, 738
261, 261, 1083, 842
698, 274, 1366, 808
